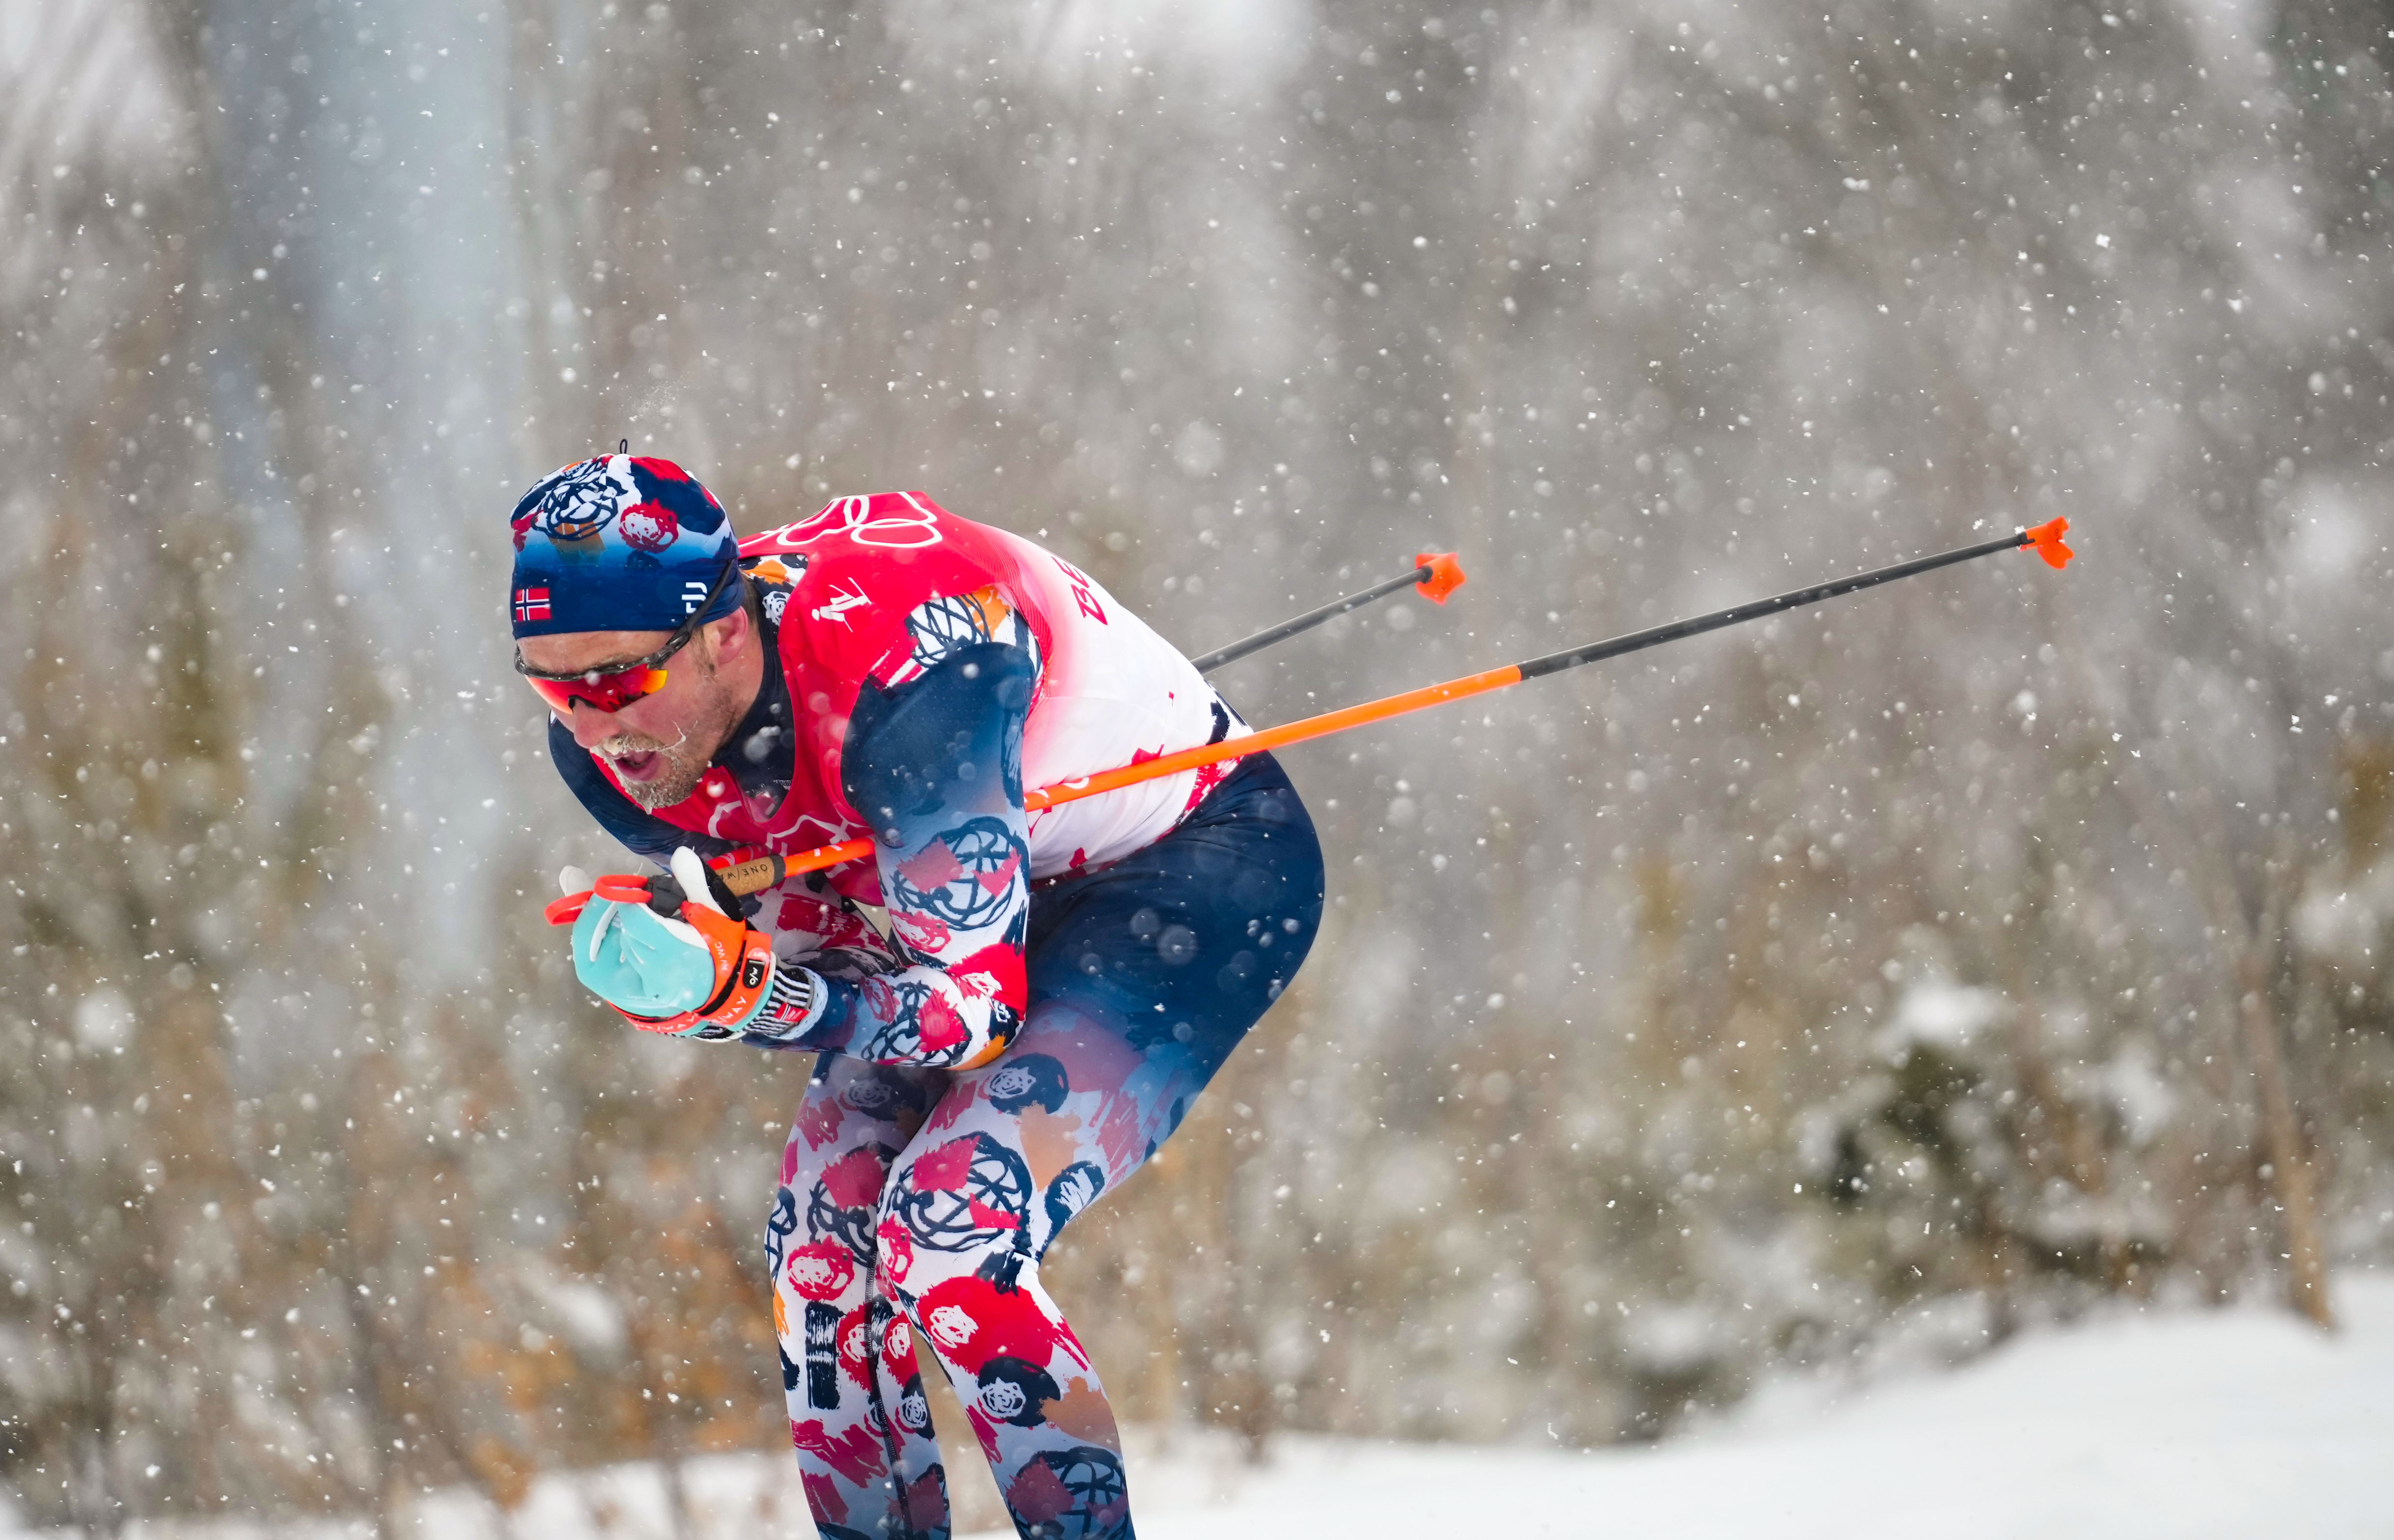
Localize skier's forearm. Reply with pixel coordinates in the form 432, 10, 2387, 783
740, 963, 1017, 1065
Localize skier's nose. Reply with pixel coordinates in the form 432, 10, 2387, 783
566, 699, 629, 750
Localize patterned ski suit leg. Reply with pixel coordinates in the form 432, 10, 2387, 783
758, 582, 1320, 1540
765, 607, 1046, 1540
875, 755, 1323, 1540
771, 1057, 953, 1540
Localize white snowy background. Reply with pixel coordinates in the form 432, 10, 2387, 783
3, 0, 2393, 1533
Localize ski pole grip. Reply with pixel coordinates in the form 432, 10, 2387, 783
717, 851, 788, 898
724, 839, 877, 890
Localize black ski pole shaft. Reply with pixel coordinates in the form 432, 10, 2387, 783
1515, 518, 2073, 681
1192, 551, 1467, 673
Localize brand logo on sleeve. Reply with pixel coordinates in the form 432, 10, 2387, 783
811, 582, 872, 624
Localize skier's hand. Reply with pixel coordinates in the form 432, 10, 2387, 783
568, 848, 820, 1039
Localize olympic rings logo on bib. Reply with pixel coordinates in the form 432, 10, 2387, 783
756, 491, 945, 551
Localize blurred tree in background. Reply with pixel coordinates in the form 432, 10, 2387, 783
2, 0, 2393, 1528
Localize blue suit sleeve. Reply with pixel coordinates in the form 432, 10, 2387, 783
740, 638, 1035, 1065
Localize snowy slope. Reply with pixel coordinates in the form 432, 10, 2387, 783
1099, 1273, 2394, 1540
19, 1275, 2389, 1539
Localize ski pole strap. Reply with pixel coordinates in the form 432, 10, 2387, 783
1191, 551, 1466, 673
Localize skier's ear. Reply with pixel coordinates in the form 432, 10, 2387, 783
699, 603, 753, 667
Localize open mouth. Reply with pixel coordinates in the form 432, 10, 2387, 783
610, 749, 662, 781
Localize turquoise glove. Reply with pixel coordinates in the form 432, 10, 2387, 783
570, 889, 719, 1020
563, 849, 822, 1042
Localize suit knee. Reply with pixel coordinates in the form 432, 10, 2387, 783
875, 1126, 1040, 1300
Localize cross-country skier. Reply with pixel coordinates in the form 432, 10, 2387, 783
507, 452, 1323, 1540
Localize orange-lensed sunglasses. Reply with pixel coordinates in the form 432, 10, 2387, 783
514, 561, 741, 714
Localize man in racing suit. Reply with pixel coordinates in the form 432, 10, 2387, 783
508, 452, 1323, 1540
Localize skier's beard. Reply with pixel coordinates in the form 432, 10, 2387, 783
593, 654, 743, 811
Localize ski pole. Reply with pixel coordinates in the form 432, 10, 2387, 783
545, 517, 2071, 922
1190, 551, 1468, 673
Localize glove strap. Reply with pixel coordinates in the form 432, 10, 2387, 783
614, 960, 824, 1043
671, 901, 777, 1027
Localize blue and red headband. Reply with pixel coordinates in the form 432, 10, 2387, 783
507, 453, 743, 638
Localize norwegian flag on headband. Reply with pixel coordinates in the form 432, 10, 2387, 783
506, 452, 739, 637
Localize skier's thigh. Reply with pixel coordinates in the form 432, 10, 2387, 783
1022, 761, 1325, 1091
877, 990, 1192, 1298
772, 1055, 948, 1279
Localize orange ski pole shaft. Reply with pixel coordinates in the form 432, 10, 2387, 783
587, 661, 1522, 915
545, 518, 2069, 920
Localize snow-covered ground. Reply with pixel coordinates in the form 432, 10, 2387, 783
1115, 1273, 2394, 1540
22, 1272, 2392, 1539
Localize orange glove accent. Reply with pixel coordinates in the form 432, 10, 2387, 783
606, 894, 779, 1037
